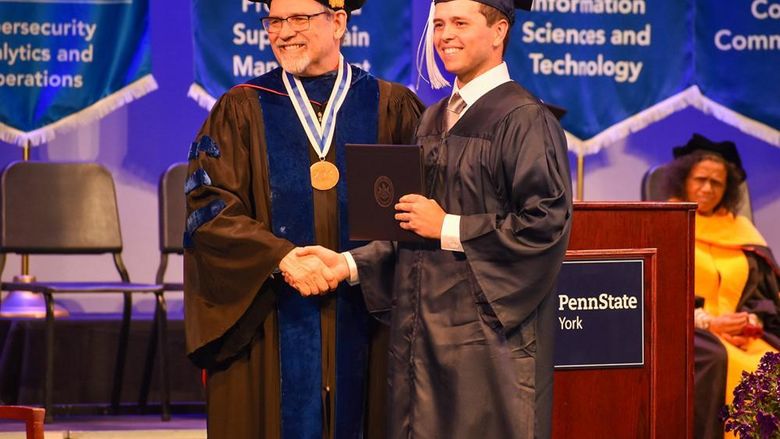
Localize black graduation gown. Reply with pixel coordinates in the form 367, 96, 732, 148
352, 82, 573, 439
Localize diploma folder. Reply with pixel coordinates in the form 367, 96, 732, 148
345, 144, 424, 242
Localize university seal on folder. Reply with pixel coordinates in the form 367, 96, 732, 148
345, 144, 424, 242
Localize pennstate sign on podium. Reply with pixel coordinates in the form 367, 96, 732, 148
554, 259, 645, 369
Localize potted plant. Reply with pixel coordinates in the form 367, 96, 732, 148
722, 351, 780, 438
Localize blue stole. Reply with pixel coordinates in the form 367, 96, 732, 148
249, 67, 379, 439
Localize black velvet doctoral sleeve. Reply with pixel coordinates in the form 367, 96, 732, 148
184, 86, 295, 364
459, 104, 573, 336
740, 247, 780, 346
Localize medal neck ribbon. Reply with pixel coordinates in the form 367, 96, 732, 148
282, 55, 352, 161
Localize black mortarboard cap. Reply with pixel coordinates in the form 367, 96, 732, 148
673, 133, 747, 181
252, 0, 366, 15
434, 0, 533, 24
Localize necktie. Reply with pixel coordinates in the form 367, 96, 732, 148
446, 92, 466, 131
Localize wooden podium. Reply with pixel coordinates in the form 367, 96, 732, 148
552, 202, 696, 439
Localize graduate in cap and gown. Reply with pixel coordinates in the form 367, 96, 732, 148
183, 0, 424, 437
301, 0, 572, 437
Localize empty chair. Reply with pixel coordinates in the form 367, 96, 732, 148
0, 161, 168, 422
155, 162, 187, 290
138, 162, 187, 416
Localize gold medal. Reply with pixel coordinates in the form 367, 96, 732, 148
282, 56, 351, 193
310, 160, 340, 191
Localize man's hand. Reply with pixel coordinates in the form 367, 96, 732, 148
394, 194, 446, 239
295, 246, 350, 283
279, 248, 338, 296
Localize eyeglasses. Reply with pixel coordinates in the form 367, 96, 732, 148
261, 11, 330, 33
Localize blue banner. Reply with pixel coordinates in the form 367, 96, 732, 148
189, 0, 411, 109
694, 0, 780, 146
190, 1, 780, 151
0, 0, 155, 146
505, 0, 693, 152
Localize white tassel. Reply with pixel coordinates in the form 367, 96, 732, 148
415, 1, 450, 90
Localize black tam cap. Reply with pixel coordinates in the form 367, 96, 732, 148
434, 0, 533, 24
252, 0, 366, 14
673, 133, 747, 181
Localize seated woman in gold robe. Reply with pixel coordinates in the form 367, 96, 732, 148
664, 134, 780, 439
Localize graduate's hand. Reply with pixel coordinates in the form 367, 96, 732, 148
295, 246, 350, 283
279, 248, 338, 296
395, 194, 446, 239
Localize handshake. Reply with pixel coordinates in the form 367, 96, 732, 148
278, 246, 350, 296
275, 194, 446, 296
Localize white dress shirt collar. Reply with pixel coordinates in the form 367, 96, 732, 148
451, 62, 512, 111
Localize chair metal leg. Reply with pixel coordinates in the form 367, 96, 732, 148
137, 304, 159, 410
43, 293, 54, 424
156, 292, 171, 421
111, 292, 132, 414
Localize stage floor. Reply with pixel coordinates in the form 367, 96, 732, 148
0, 414, 205, 439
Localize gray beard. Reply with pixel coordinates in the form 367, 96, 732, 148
278, 53, 312, 76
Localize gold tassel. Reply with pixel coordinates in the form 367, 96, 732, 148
329, 0, 345, 8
